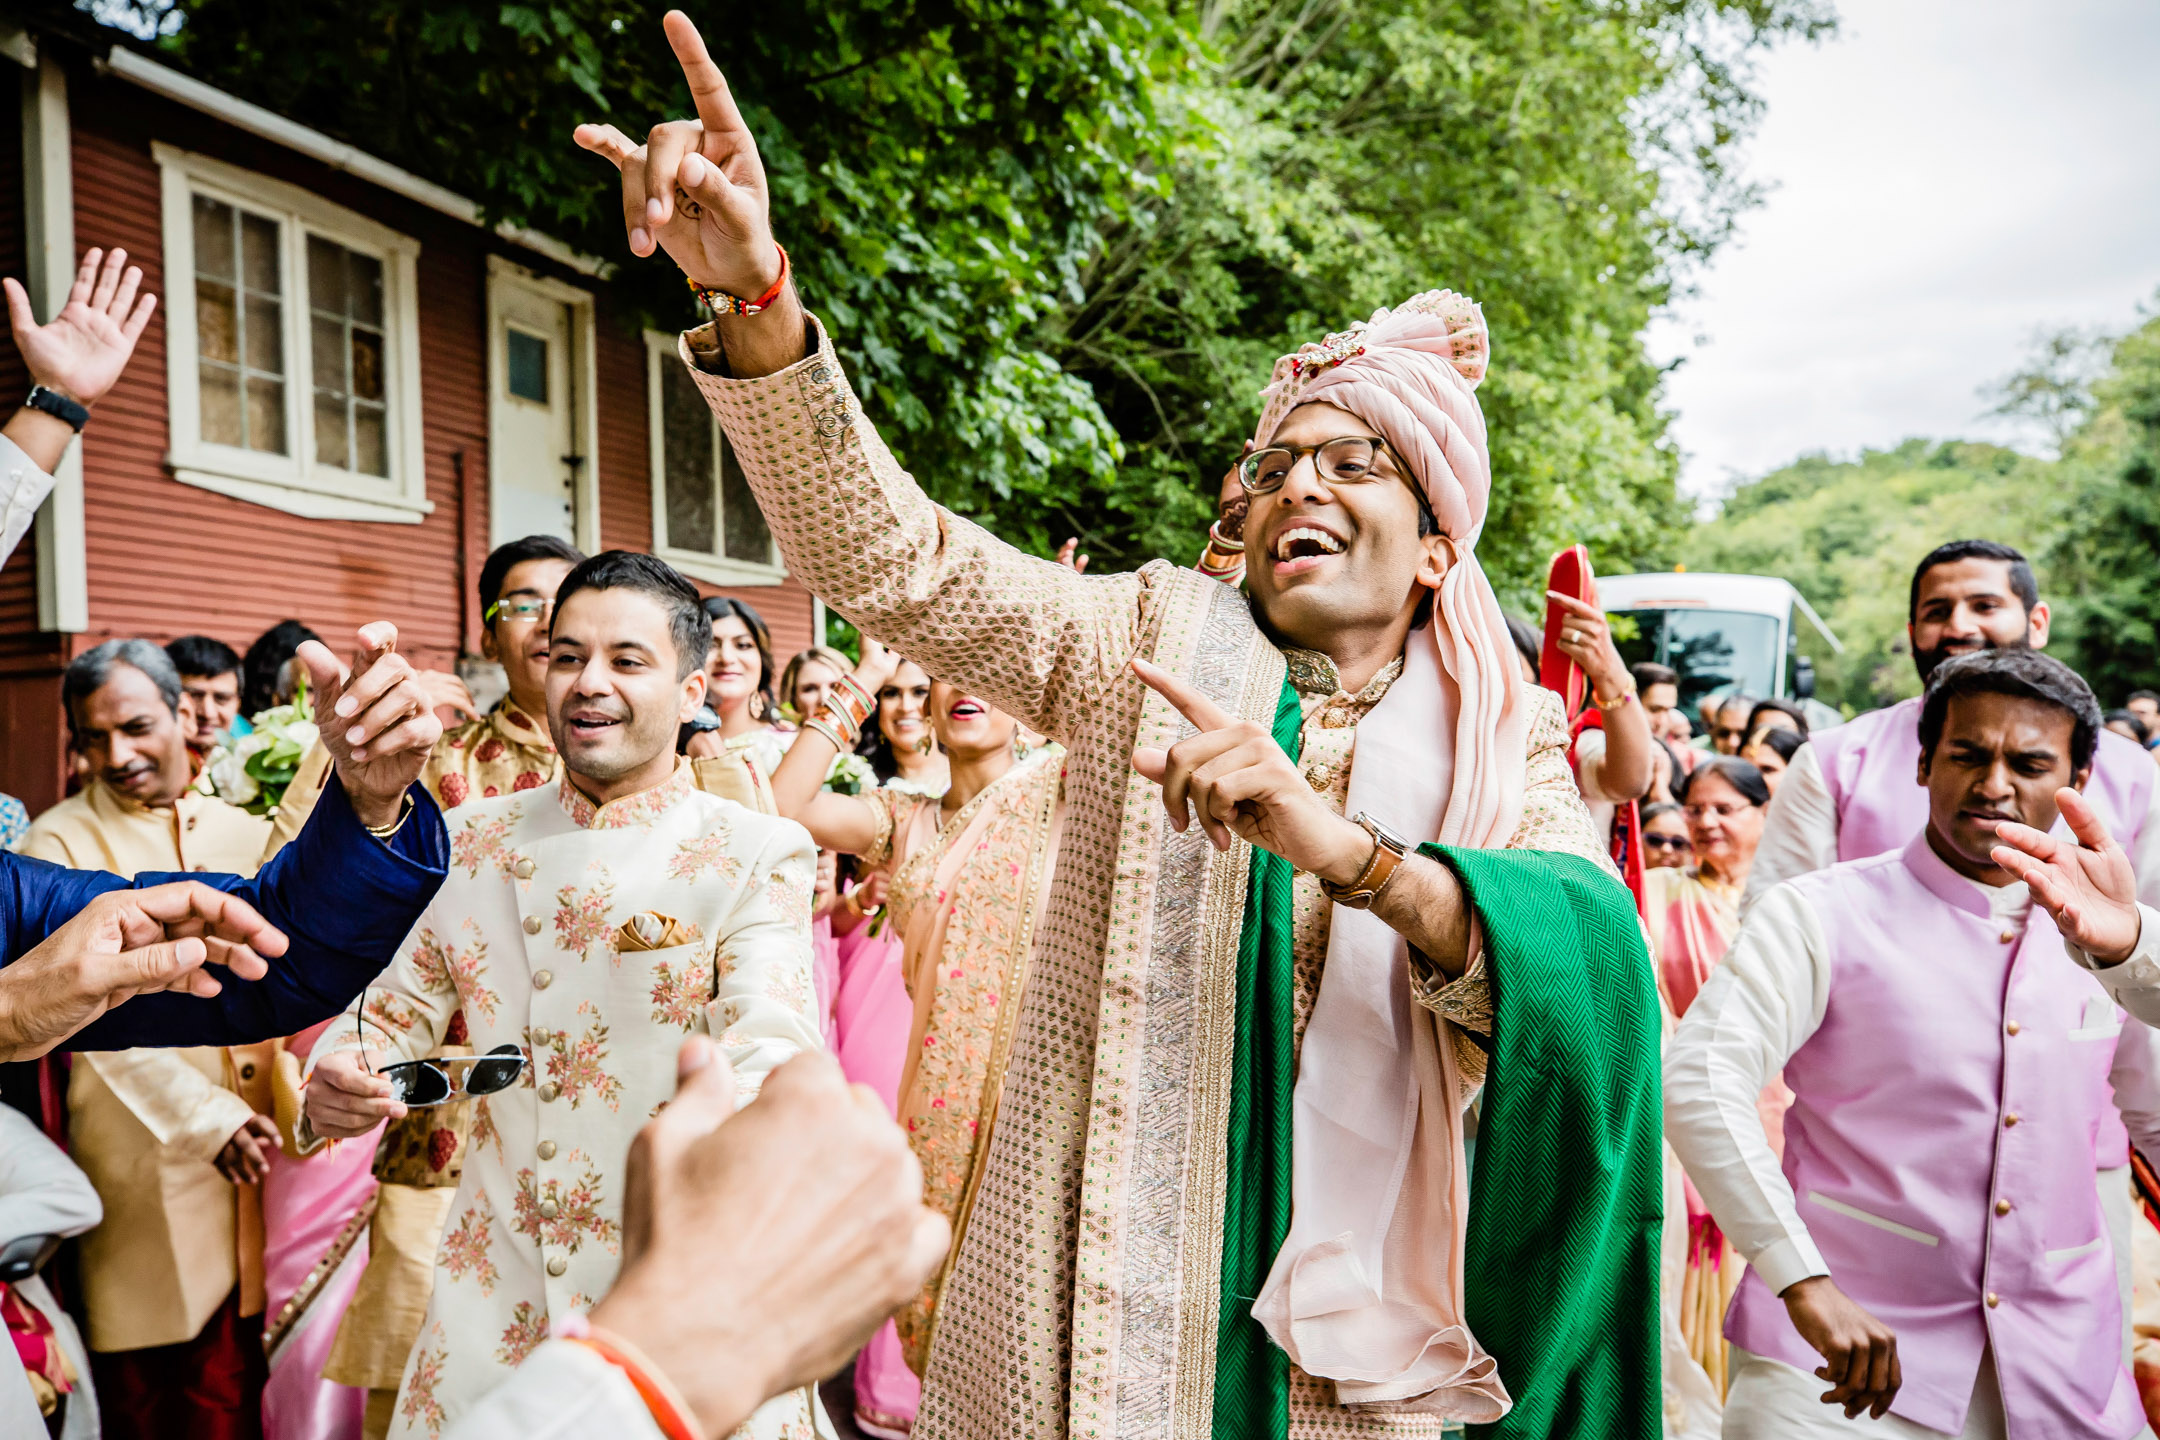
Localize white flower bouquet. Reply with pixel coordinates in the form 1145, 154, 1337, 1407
200, 679, 320, 817
823, 752, 874, 796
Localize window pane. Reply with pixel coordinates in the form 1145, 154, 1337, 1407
349, 252, 384, 327
246, 377, 286, 454
720, 442, 772, 564
315, 391, 349, 468
244, 296, 284, 376
659, 360, 715, 553
353, 404, 387, 477
311, 316, 346, 390
507, 330, 548, 404
194, 197, 235, 281
200, 363, 242, 446
241, 213, 280, 296
307, 235, 347, 318
350, 328, 385, 402
197, 281, 239, 364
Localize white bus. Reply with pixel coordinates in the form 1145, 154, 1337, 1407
1596, 571, 1845, 731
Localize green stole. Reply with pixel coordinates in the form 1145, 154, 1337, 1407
1213, 676, 1662, 1439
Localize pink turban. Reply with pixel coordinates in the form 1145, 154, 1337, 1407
1246, 292, 1526, 1421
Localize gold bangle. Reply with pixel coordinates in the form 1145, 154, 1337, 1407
365, 794, 415, 841
1594, 679, 1639, 711
803, 716, 849, 752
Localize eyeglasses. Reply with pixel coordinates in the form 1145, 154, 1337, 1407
358, 993, 527, 1107
485, 596, 553, 624
1643, 833, 1692, 851
1237, 436, 1393, 495
1683, 803, 1751, 822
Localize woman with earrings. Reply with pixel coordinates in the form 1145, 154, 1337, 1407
687, 597, 794, 776
771, 638, 1066, 1434
855, 656, 950, 797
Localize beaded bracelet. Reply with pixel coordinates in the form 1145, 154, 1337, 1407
552, 1314, 701, 1440
687, 244, 790, 318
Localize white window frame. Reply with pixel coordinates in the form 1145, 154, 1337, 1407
644, 329, 785, 586
154, 142, 431, 524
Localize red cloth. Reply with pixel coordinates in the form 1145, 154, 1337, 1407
1568, 707, 1646, 913
90, 1288, 265, 1440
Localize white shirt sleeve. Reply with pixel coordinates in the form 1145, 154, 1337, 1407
0, 1106, 101, 1245
441, 1341, 665, 1440
1743, 741, 1838, 915
0, 434, 55, 571
2066, 904, 2160, 1031
2131, 776, 2160, 912
2108, 1014, 2160, 1164
1663, 882, 1833, 1294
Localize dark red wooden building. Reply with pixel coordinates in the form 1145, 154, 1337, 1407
0, 18, 819, 814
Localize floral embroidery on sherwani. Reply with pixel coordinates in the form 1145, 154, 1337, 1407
308, 761, 824, 1440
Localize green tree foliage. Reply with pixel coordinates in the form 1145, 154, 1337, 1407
105, 0, 1827, 597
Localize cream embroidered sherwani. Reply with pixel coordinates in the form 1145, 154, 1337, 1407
682, 320, 1607, 1440
304, 762, 823, 1440
21, 781, 274, 1351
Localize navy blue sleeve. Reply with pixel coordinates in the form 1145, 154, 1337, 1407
2, 776, 449, 1051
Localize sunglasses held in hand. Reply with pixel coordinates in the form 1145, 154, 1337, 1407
357, 991, 528, 1107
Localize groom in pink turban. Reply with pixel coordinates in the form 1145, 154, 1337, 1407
580, 17, 1663, 1438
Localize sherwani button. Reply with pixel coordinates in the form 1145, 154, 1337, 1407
536, 1139, 557, 1160
1999, 929, 2016, 944
539, 1083, 561, 1103
538, 1199, 560, 1220
2003, 1112, 2020, 1127
240, 1064, 256, 1080
2005, 1020, 2020, 1035
1994, 1199, 2012, 1216
515, 858, 536, 879
546, 1255, 567, 1277
1985, 1292, 2000, 1308
523, 915, 542, 935
534, 969, 553, 989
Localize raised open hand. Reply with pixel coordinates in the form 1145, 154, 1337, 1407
574, 11, 780, 298
3, 247, 157, 406
1992, 786, 2142, 964
298, 622, 443, 831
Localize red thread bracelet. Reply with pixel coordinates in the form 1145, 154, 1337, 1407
687, 244, 790, 317
554, 1314, 702, 1440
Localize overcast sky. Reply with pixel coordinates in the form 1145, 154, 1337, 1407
1650, 0, 2160, 499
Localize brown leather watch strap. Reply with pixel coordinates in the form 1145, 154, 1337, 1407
1321, 813, 1409, 910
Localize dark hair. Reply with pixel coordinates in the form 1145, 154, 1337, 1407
2132, 690, 2160, 706
165, 634, 240, 681
1744, 697, 1809, 741
242, 620, 324, 715
1640, 801, 1685, 828
65, 639, 182, 736
1504, 615, 1541, 676
1918, 649, 2101, 773
1632, 662, 1678, 692
1681, 755, 1771, 809
480, 535, 587, 622
1654, 737, 1687, 787
1746, 726, 1805, 764
1908, 539, 2039, 623
552, 551, 712, 679
855, 655, 926, 784
2106, 708, 2151, 744
703, 597, 776, 718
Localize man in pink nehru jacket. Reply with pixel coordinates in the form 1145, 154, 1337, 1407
1668, 648, 2160, 1439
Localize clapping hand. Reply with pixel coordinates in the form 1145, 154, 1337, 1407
3, 247, 156, 408
297, 622, 442, 832
1992, 787, 2142, 965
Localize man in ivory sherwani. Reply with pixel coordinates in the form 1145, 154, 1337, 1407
577, 17, 1664, 1440
301, 551, 824, 1440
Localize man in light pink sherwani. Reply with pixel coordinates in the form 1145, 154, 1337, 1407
1668, 648, 2160, 1439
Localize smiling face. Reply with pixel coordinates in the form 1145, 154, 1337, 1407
791, 658, 842, 719
1741, 738, 1789, 794
929, 680, 1018, 763
1241, 402, 1447, 654
1910, 558, 2047, 682
1919, 690, 2086, 882
546, 587, 707, 799
482, 556, 578, 715
1684, 769, 1765, 884
706, 615, 766, 719
74, 664, 193, 806
877, 662, 933, 751
178, 669, 241, 747
1642, 809, 1692, 869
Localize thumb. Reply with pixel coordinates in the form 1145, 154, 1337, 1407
664, 1034, 738, 1139
2, 277, 36, 338
112, 936, 210, 994
295, 640, 345, 716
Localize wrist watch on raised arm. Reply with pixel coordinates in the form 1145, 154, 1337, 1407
24, 385, 89, 432
1321, 811, 1411, 910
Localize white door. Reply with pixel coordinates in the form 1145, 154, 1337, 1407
489, 275, 580, 545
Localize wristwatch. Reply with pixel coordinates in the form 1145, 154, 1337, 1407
24, 385, 89, 433
1320, 811, 1412, 910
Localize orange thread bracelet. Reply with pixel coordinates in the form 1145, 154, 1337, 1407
687, 244, 791, 317
555, 1315, 702, 1440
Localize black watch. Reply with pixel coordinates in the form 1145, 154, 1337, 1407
24, 386, 89, 433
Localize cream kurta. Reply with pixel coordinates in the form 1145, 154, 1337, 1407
684, 319, 1608, 1440
22, 780, 274, 1351
305, 762, 824, 1440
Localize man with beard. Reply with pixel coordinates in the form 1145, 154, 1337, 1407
1748, 539, 2160, 909
299, 551, 823, 1440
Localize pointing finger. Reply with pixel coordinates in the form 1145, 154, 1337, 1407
1129, 657, 1234, 733
664, 10, 749, 135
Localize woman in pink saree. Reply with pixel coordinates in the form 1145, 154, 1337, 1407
1643, 755, 1779, 1396
774, 642, 1064, 1434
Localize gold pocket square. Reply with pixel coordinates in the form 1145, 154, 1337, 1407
613, 911, 700, 953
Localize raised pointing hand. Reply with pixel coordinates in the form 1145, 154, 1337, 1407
573, 11, 780, 298
1992, 786, 2142, 964
298, 623, 442, 830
